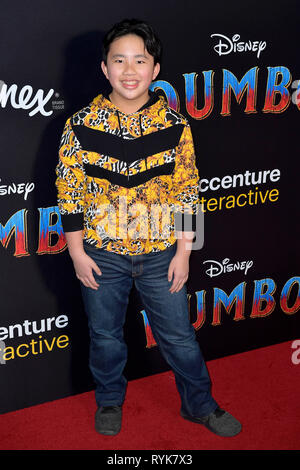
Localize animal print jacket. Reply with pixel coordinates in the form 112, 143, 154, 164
55, 91, 200, 255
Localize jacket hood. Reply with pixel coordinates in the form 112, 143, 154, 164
90, 90, 167, 116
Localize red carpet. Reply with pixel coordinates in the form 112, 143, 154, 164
0, 340, 299, 451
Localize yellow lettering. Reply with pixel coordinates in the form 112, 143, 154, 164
16, 344, 29, 357
44, 337, 56, 351
206, 198, 218, 211
56, 335, 69, 348
268, 188, 279, 202
3, 346, 14, 361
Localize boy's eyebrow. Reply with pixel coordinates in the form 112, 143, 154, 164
111, 53, 149, 59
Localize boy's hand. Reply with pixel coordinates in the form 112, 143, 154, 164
168, 252, 190, 293
72, 252, 102, 290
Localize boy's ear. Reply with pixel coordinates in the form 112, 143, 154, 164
101, 61, 108, 79
152, 62, 160, 81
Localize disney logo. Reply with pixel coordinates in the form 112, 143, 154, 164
211, 33, 266, 59
203, 258, 253, 278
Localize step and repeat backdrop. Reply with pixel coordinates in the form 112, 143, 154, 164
0, 0, 299, 413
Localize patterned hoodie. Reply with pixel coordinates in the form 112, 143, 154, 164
55, 91, 200, 255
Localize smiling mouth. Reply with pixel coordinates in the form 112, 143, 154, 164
121, 80, 139, 89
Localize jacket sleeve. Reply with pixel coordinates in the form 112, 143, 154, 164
55, 117, 86, 232
171, 122, 200, 231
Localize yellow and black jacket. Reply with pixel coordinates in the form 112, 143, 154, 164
55, 91, 200, 255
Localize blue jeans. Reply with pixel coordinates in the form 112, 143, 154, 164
80, 242, 218, 418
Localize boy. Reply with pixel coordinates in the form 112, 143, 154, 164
55, 18, 241, 437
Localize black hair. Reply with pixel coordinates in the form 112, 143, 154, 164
102, 18, 162, 65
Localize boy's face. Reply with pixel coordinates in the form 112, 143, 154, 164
101, 34, 160, 113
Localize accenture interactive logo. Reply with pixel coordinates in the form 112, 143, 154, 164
0, 79, 64, 117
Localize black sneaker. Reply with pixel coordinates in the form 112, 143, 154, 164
180, 406, 242, 437
95, 406, 122, 436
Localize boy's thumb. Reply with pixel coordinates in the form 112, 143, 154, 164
92, 261, 102, 275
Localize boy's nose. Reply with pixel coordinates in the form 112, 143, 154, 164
123, 61, 136, 74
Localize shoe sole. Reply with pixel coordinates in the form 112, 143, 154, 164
180, 410, 242, 437
95, 422, 121, 436
95, 428, 120, 436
